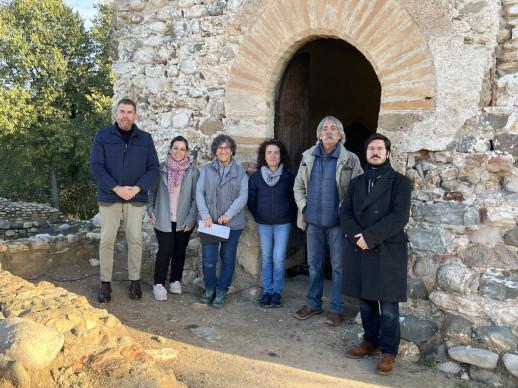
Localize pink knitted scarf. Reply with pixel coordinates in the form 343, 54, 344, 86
163, 154, 190, 192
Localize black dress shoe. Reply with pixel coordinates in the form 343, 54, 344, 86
98, 282, 112, 303
129, 280, 142, 300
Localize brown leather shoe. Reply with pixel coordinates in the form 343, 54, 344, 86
346, 341, 381, 359
98, 282, 111, 303
325, 312, 343, 326
294, 305, 323, 320
376, 354, 396, 375
129, 280, 142, 300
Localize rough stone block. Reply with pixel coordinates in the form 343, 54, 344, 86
448, 346, 498, 369
458, 245, 518, 270
504, 227, 518, 246
474, 326, 518, 352
494, 134, 518, 155
0, 317, 64, 369
479, 273, 518, 301
485, 209, 517, 228
430, 290, 518, 327
408, 227, 446, 254
487, 156, 514, 173
455, 135, 491, 153
503, 353, 518, 378
469, 225, 504, 245
481, 113, 509, 129
442, 313, 473, 344
436, 261, 477, 293
503, 175, 518, 192
400, 314, 439, 343
407, 278, 428, 299
0, 221, 10, 230
411, 202, 479, 225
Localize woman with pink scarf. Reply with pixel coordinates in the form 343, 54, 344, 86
147, 136, 200, 301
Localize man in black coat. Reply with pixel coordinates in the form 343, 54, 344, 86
339, 133, 411, 375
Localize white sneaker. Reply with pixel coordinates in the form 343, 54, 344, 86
170, 281, 182, 294
153, 284, 167, 301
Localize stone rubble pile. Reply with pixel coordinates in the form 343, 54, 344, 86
0, 263, 181, 387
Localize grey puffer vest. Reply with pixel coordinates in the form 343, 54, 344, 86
198, 160, 247, 230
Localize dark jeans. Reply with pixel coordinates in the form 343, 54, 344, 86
202, 229, 242, 292
360, 298, 400, 356
153, 223, 193, 285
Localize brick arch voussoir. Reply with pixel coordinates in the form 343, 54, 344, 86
226, 0, 435, 125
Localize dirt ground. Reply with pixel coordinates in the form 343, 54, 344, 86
6, 246, 481, 388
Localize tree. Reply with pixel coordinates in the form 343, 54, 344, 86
0, 0, 113, 219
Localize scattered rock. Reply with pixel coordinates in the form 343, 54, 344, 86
448, 346, 499, 369
469, 366, 509, 387
146, 348, 179, 361
190, 303, 208, 310
190, 326, 220, 342
436, 361, 462, 374
398, 340, 420, 361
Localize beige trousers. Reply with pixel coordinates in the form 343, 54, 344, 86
99, 203, 143, 282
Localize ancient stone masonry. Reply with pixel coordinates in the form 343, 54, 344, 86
0, 197, 68, 239
0, 265, 180, 386
32, 0, 518, 382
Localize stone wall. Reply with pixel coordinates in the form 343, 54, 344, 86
0, 197, 67, 239
35, 0, 516, 380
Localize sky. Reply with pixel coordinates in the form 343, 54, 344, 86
63, 0, 97, 29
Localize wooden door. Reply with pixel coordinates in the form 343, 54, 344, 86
274, 53, 310, 269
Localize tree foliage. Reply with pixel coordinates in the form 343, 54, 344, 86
0, 0, 113, 219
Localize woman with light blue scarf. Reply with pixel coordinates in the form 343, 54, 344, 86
248, 139, 296, 308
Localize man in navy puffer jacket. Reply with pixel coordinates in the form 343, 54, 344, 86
90, 98, 159, 303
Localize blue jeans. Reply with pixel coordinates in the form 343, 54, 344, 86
360, 298, 400, 356
257, 223, 292, 294
306, 223, 345, 313
202, 229, 242, 292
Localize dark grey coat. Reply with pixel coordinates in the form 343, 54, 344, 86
339, 165, 411, 302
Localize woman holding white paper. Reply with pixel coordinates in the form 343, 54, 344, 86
147, 136, 199, 301
196, 134, 248, 308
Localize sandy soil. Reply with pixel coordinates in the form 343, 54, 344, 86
15, 248, 476, 388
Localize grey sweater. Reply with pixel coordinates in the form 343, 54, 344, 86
146, 163, 200, 232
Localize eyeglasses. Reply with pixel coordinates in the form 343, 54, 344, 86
217, 146, 231, 152
171, 146, 187, 152
367, 147, 386, 153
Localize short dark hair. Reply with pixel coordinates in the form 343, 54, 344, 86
170, 135, 189, 150
117, 98, 137, 113
256, 139, 290, 169
211, 134, 237, 156
364, 133, 391, 153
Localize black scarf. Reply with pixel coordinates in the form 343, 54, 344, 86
364, 159, 391, 192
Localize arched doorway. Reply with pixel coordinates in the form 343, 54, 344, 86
275, 38, 381, 268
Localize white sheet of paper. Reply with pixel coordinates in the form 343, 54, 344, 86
198, 221, 230, 239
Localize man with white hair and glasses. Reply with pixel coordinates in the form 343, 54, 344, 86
293, 116, 363, 326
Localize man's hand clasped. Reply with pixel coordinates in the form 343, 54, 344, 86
114, 186, 140, 201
